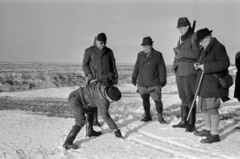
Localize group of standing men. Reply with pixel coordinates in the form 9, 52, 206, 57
63, 17, 235, 149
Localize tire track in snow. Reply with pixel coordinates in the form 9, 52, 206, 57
131, 129, 237, 159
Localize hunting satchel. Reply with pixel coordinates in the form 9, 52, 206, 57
214, 73, 233, 89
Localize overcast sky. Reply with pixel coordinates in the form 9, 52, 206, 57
0, 0, 240, 65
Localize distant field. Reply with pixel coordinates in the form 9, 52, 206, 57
0, 62, 174, 92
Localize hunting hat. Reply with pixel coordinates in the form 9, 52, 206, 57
196, 28, 213, 42
107, 86, 122, 101
177, 17, 190, 28
97, 33, 107, 42
141, 36, 154, 46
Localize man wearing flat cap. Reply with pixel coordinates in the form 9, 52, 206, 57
193, 28, 231, 143
82, 33, 118, 127
132, 36, 167, 124
172, 17, 200, 132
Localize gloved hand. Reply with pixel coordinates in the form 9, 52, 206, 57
114, 129, 123, 138
160, 82, 166, 87
112, 78, 118, 85
132, 78, 137, 86
87, 74, 93, 84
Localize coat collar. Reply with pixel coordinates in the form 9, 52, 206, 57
140, 49, 155, 63
204, 38, 217, 53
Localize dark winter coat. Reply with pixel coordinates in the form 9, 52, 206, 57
196, 38, 230, 98
234, 52, 240, 101
82, 45, 118, 86
132, 49, 167, 87
77, 82, 118, 130
173, 33, 200, 76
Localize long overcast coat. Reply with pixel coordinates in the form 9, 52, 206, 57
234, 52, 240, 101
196, 38, 230, 98
82, 45, 118, 86
132, 49, 167, 87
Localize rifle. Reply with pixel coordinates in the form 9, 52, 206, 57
192, 20, 196, 31
93, 36, 97, 46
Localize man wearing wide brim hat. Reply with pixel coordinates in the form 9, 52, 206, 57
193, 28, 231, 143
172, 17, 200, 133
132, 36, 167, 124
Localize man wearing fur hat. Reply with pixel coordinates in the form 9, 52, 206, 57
172, 17, 200, 132
132, 36, 167, 124
82, 33, 118, 127
63, 82, 123, 150
193, 28, 230, 143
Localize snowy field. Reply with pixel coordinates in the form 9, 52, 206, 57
0, 75, 240, 159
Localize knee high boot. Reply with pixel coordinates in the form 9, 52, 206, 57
140, 94, 152, 122
86, 114, 102, 137
172, 106, 188, 128
93, 108, 101, 127
185, 106, 196, 132
63, 125, 81, 150
155, 100, 166, 124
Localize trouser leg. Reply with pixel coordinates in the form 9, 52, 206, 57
155, 100, 166, 124
86, 113, 102, 137
140, 94, 152, 122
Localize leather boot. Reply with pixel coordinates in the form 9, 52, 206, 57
86, 114, 102, 137
63, 125, 81, 150
185, 107, 196, 132
172, 106, 188, 128
140, 94, 152, 122
93, 108, 101, 127
158, 113, 166, 124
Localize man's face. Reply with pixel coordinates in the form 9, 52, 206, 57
178, 25, 189, 36
199, 36, 210, 48
143, 45, 152, 54
96, 40, 106, 51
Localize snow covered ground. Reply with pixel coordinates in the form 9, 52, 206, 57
0, 76, 240, 159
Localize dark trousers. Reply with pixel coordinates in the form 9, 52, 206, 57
175, 68, 197, 108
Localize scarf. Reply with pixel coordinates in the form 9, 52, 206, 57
181, 28, 194, 42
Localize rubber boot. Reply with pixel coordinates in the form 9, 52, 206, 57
185, 107, 196, 132
86, 114, 102, 137
93, 109, 101, 127
155, 100, 166, 124
172, 106, 188, 128
63, 125, 81, 150
158, 113, 167, 124
140, 94, 152, 122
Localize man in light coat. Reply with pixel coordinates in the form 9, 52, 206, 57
63, 82, 123, 150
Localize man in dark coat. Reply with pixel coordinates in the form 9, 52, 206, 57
63, 82, 123, 150
132, 36, 167, 124
172, 17, 200, 132
234, 51, 240, 102
82, 33, 118, 126
193, 28, 230, 143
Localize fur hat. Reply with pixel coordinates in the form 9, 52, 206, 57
97, 33, 107, 42
141, 36, 154, 46
107, 86, 121, 101
177, 17, 190, 28
196, 28, 213, 42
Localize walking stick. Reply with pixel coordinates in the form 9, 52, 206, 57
187, 70, 204, 121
